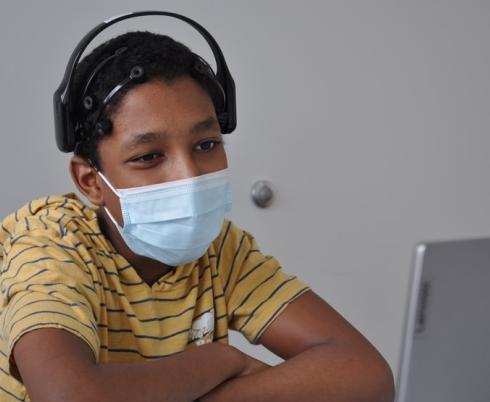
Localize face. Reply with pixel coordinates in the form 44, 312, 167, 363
71, 76, 228, 225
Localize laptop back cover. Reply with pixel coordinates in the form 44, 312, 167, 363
397, 238, 490, 402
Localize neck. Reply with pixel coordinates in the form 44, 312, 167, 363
96, 207, 174, 286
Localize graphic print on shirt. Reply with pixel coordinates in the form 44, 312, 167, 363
189, 308, 215, 346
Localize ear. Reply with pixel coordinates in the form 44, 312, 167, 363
69, 156, 105, 206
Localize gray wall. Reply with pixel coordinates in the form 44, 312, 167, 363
1, 0, 490, 381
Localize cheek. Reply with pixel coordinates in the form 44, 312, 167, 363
195, 147, 227, 174
212, 146, 228, 170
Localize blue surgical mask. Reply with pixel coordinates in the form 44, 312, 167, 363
98, 168, 232, 266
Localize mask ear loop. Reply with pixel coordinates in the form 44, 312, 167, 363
88, 158, 125, 230
87, 158, 119, 196
104, 205, 125, 232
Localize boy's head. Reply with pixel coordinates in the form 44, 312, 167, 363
69, 31, 229, 224
72, 31, 225, 171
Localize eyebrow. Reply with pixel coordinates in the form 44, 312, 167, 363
190, 116, 220, 134
123, 117, 220, 150
123, 132, 162, 150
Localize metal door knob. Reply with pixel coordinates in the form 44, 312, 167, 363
251, 180, 274, 208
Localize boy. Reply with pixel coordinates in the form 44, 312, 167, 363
0, 19, 394, 402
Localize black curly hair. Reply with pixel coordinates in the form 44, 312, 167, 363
72, 31, 224, 170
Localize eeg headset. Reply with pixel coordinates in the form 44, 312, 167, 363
53, 11, 236, 153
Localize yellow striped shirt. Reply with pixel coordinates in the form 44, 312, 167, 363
0, 193, 310, 401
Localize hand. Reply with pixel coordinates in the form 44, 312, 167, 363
236, 351, 271, 377
197, 351, 271, 402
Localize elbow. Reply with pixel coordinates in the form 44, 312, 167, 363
313, 342, 396, 402
368, 354, 396, 402
341, 342, 396, 402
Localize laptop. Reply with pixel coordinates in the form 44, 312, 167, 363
396, 237, 490, 402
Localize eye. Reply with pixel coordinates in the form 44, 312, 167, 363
194, 139, 222, 152
131, 152, 163, 163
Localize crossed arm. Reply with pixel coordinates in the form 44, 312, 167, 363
13, 290, 395, 402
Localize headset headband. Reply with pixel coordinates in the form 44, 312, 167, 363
53, 10, 236, 153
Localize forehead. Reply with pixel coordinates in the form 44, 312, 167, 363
110, 77, 217, 136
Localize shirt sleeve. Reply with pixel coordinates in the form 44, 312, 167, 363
215, 221, 311, 344
0, 228, 101, 369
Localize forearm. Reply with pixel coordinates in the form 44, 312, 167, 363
200, 343, 395, 402
86, 343, 244, 402
15, 329, 245, 402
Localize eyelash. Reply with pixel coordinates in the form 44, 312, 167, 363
130, 140, 223, 164
193, 139, 223, 152
132, 153, 162, 163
